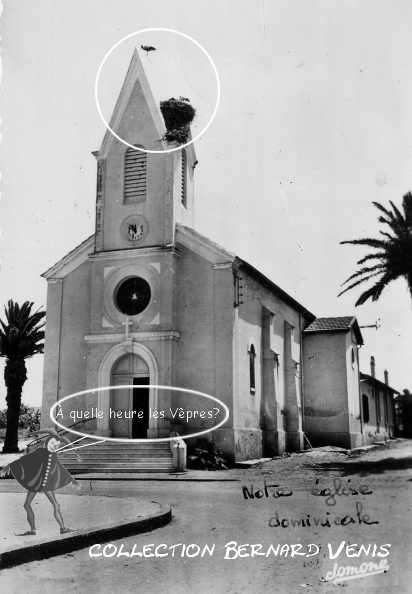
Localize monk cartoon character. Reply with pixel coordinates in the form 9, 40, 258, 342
0, 431, 81, 535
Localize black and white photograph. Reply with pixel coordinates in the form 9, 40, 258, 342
0, 1, 411, 592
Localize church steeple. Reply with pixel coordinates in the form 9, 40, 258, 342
93, 49, 197, 254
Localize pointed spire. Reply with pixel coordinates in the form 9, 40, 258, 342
98, 48, 166, 157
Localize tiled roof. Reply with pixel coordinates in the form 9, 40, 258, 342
304, 317, 355, 332
304, 316, 363, 345
360, 372, 399, 394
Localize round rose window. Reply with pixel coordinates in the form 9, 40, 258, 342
115, 277, 151, 315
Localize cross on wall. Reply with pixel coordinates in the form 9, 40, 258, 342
121, 317, 133, 338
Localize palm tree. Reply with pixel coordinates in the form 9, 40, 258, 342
339, 193, 412, 305
0, 300, 45, 453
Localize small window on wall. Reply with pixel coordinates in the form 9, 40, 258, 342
376, 391, 381, 429
181, 149, 187, 207
351, 346, 356, 368
248, 344, 256, 395
362, 394, 370, 423
124, 146, 147, 203
382, 394, 388, 427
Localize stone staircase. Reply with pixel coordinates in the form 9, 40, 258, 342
58, 440, 176, 473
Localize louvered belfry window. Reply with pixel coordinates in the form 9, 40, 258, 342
124, 146, 147, 203
181, 149, 187, 207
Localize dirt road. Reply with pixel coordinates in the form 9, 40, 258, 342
1, 439, 411, 593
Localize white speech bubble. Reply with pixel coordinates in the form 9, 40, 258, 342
50, 385, 229, 442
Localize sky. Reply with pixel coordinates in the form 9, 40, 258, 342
0, 0, 411, 407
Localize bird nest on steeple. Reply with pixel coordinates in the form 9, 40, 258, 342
160, 97, 196, 144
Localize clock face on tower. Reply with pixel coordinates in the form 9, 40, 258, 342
120, 215, 149, 244
115, 277, 151, 316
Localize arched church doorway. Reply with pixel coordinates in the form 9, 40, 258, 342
110, 353, 150, 438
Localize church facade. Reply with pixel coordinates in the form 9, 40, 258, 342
41, 51, 397, 466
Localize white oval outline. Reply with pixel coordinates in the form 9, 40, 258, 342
49, 385, 229, 443
94, 28, 221, 154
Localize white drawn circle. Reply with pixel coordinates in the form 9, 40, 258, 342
94, 28, 221, 154
49, 385, 229, 443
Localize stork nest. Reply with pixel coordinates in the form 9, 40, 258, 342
160, 98, 196, 144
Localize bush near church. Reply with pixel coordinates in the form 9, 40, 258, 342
187, 438, 229, 470
0, 405, 40, 479
0, 404, 41, 437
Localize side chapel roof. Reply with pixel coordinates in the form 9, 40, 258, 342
304, 316, 364, 345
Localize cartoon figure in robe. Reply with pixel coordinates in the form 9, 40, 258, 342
0, 430, 81, 535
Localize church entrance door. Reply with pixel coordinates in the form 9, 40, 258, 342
132, 377, 149, 438
110, 353, 150, 438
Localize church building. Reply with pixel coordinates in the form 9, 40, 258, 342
41, 50, 397, 471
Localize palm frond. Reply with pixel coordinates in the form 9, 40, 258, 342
338, 270, 384, 297
341, 264, 386, 285
379, 230, 395, 241
355, 272, 397, 306
374, 201, 407, 237
373, 202, 401, 229
372, 201, 393, 218
0, 300, 46, 360
21, 312, 46, 336
389, 200, 406, 225
340, 195, 412, 305
356, 252, 387, 265
402, 192, 412, 226
340, 238, 387, 249
377, 215, 392, 228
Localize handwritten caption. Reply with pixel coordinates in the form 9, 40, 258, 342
241, 478, 379, 528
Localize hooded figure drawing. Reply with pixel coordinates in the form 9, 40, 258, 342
9, 438, 73, 492
0, 431, 81, 535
